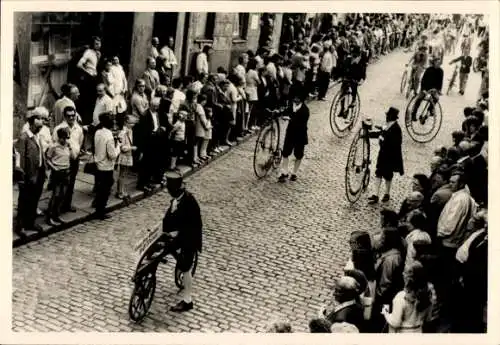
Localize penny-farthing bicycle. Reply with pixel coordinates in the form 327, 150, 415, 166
345, 119, 381, 204
329, 79, 361, 138
404, 89, 443, 143
128, 232, 198, 323
253, 107, 287, 178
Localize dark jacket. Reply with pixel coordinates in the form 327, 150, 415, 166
285, 103, 310, 145
421, 66, 444, 92
374, 248, 404, 306
326, 300, 364, 331
341, 55, 368, 81
137, 110, 165, 151
375, 122, 404, 175
15, 131, 46, 185
450, 55, 473, 74
162, 191, 203, 253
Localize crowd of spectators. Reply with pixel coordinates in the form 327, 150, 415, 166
14, 12, 432, 233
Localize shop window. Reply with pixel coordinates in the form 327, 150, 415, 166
205, 12, 216, 39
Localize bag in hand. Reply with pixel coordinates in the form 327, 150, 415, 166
84, 156, 97, 175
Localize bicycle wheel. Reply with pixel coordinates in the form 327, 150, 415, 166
253, 124, 279, 178
400, 70, 408, 94
331, 92, 358, 137
128, 269, 157, 323
472, 57, 480, 73
329, 91, 341, 136
271, 119, 282, 169
345, 127, 369, 204
406, 98, 443, 143
175, 251, 199, 289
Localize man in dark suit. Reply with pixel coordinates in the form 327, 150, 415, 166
325, 276, 364, 331
368, 107, 404, 204
14, 107, 48, 237
278, 87, 310, 182
136, 97, 166, 191
162, 171, 203, 312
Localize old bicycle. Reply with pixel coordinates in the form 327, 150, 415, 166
345, 118, 382, 204
253, 106, 288, 178
404, 88, 443, 143
128, 229, 198, 323
329, 78, 361, 138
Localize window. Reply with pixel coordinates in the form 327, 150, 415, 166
195, 12, 216, 40
205, 12, 216, 39
234, 13, 249, 40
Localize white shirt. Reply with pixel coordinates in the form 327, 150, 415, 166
196, 52, 209, 75
171, 89, 186, 114
110, 64, 128, 95
151, 111, 159, 132
77, 49, 99, 77
94, 127, 120, 171
160, 46, 178, 69
53, 121, 84, 156
93, 94, 114, 126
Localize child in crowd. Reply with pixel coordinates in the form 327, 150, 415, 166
195, 94, 212, 162
116, 115, 138, 199
169, 109, 187, 171
46, 127, 77, 226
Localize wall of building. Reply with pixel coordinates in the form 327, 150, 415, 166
128, 12, 155, 90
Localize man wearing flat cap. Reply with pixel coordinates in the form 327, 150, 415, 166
368, 106, 404, 204
15, 107, 48, 236
162, 172, 203, 312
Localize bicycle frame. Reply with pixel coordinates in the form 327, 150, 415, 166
132, 233, 177, 281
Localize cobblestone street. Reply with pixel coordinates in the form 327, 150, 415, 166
12, 48, 482, 332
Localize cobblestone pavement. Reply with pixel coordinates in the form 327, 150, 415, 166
12, 47, 482, 332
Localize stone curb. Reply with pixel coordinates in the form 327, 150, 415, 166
12, 78, 349, 248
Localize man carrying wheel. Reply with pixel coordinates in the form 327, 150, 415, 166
162, 171, 203, 312
367, 107, 404, 204
410, 56, 444, 121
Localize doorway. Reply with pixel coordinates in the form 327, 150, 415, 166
153, 12, 179, 49
100, 12, 135, 74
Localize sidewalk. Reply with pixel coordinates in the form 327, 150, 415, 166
12, 80, 342, 247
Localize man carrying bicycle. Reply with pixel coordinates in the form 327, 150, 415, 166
410, 56, 444, 121
406, 45, 428, 96
449, 45, 472, 95
162, 171, 203, 312
338, 43, 368, 119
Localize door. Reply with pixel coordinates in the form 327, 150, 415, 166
100, 12, 135, 74
153, 12, 178, 48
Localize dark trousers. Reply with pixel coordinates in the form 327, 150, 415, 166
339, 80, 358, 114
62, 158, 80, 210
47, 169, 70, 218
317, 71, 331, 99
411, 90, 438, 120
93, 170, 114, 215
16, 167, 46, 230
137, 133, 163, 188
78, 73, 98, 125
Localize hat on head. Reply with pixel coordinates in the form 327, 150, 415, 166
164, 170, 183, 182
386, 106, 399, 121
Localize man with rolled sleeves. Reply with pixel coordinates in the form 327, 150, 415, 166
162, 171, 203, 312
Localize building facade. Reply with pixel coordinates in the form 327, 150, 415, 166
13, 12, 292, 137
